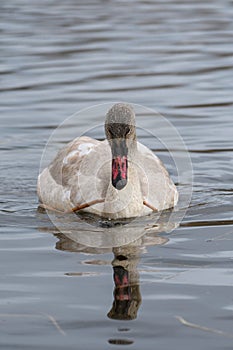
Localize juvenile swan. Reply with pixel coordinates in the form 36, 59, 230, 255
37, 103, 178, 219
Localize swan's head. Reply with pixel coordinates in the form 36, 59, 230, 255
105, 103, 136, 190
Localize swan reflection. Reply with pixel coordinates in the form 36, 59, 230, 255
53, 212, 174, 320
108, 245, 142, 320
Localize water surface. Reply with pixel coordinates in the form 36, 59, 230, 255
1, 1, 233, 349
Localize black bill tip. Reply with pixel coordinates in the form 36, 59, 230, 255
112, 178, 127, 190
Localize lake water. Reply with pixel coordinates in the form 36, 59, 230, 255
1, 0, 233, 349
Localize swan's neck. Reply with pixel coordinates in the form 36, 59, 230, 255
128, 140, 137, 158
104, 161, 144, 219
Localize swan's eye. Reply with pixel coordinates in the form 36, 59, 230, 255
108, 128, 114, 137
125, 127, 131, 136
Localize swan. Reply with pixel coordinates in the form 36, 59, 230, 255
37, 103, 178, 219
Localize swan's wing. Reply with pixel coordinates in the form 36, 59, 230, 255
137, 142, 178, 211
66, 139, 111, 207
38, 136, 111, 211
48, 136, 100, 186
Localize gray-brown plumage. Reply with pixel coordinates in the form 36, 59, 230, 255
37, 103, 178, 218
